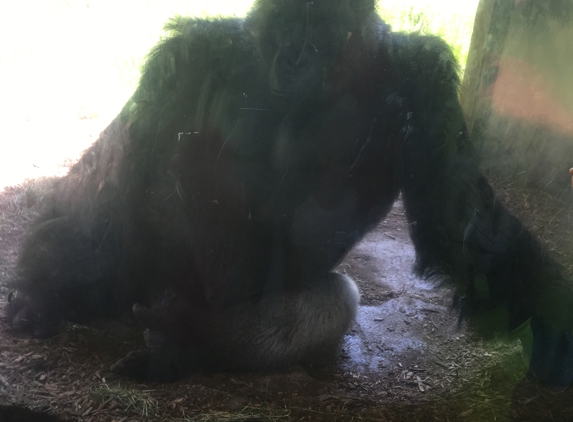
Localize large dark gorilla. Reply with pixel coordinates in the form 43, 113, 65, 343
7, 0, 573, 382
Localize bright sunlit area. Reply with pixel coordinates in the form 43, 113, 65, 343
0, 0, 479, 190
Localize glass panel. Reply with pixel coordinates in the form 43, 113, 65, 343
1, 1, 572, 420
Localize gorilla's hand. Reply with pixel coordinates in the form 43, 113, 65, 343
111, 304, 208, 381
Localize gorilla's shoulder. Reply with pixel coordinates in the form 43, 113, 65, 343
376, 31, 461, 106
387, 32, 461, 87
161, 15, 249, 43
132, 16, 257, 107
146, 16, 255, 66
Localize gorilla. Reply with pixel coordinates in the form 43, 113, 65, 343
6, 0, 573, 383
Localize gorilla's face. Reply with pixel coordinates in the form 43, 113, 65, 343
256, 0, 376, 103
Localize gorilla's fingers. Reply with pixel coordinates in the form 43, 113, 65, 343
111, 349, 151, 379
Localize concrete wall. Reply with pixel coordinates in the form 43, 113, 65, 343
461, 0, 573, 198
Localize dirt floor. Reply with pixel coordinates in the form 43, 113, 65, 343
1, 120, 573, 421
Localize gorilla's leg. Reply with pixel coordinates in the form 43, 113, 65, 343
112, 273, 359, 381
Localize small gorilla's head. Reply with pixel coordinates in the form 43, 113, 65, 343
249, 0, 377, 103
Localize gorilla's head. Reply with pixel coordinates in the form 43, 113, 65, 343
247, 0, 379, 104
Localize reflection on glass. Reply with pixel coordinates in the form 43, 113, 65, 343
0, 1, 572, 421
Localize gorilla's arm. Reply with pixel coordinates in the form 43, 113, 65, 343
398, 35, 573, 385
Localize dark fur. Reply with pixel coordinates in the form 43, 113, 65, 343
7, 0, 573, 380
